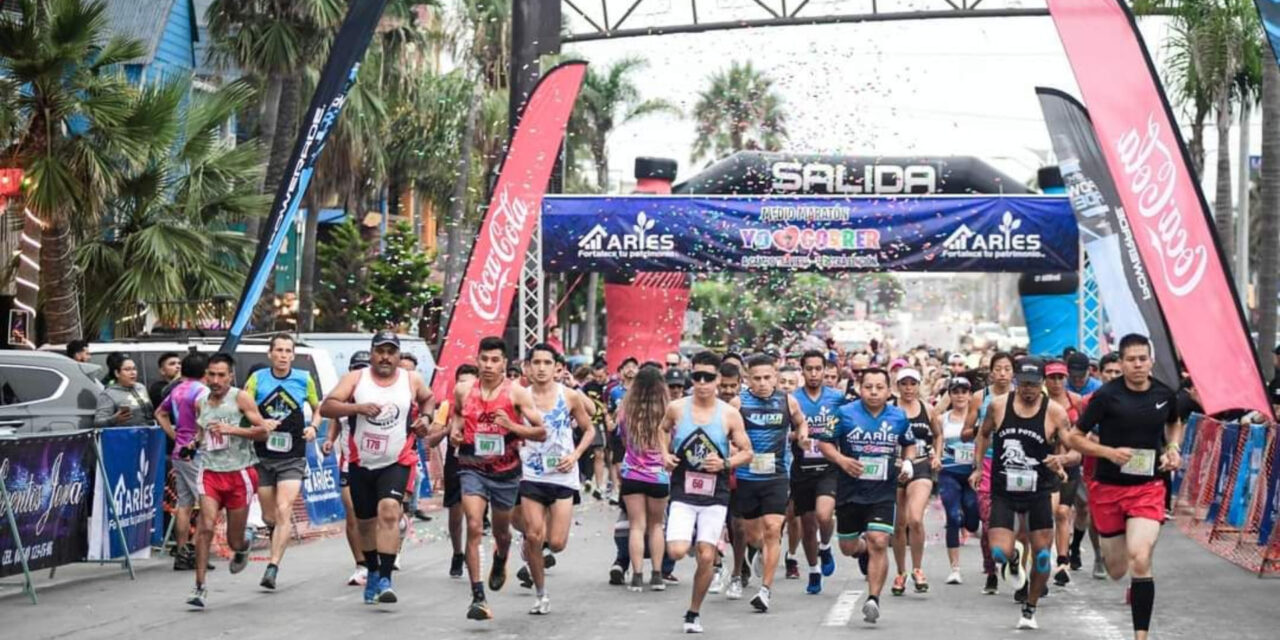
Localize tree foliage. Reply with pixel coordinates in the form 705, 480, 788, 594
349, 222, 438, 331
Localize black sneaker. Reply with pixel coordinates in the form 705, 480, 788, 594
983, 573, 999, 595
785, 558, 800, 580
1054, 565, 1071, 587
517, 565, 534, 589
1014, 583, 1028, 604
173, 548, 195, 571
662, 572, 679, 585
488, 554, 507, 591
449, 553, 465, 578
260, 564, 278, 590
467, 597, 493, 621
609, 563, 626, 586
1068, 551, 1083, 571
414, 509, 433, 522
544, 553, 557, 569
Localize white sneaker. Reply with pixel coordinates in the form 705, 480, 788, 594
683, 612, 704, 633
529, 595, 550, 615
946, 568, 963, 585
1092, 558, 1108, 580
861, 597, 880, 624
750, 586, 770, 612
1017, 610, 1038, 630
348, 566, 368, 586
725, 577, 743, 600
1003, 542, 1027, 591
708, 566, 726, 594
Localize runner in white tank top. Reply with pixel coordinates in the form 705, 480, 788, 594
349, 367, 413, 470
521, 384, 582, 490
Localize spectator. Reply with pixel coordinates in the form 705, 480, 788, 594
66, 339, 90, 362
102, 352, 126, 386
149, 351, 182, 408
94, 356, 154, 427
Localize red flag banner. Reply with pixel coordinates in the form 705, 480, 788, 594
1047, 0, 1272, 417
432, 62, 587, 399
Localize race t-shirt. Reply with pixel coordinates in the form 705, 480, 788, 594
196, 386, 257, 473
458, 381, 523, 480
823, 400, 914, 505
521, 385, 581, 490
1077, 378, 1178, 486
791, 386, 844, 475
736, 390, 794, 481
245, 368, 319, 460
581, 381, 607, 430
159, 378, 207, 459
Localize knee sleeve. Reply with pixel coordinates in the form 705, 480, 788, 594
992, 547, 1008, 565
1035, 548, 1053, 573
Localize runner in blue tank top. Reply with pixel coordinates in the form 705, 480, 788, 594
791, 349, 845, 594
733, 354, 808, 613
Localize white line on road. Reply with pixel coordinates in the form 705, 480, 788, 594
821, 589, 865, 626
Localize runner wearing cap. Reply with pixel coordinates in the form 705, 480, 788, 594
889, 367, 940, 595
818, 368, 915, 625
1044, 359, 1084, 588
320, 331, 434, 605
936, 375, 979, 585
1066, 352, 1102, 396
970, 357, 1071, 630
1064, 334, 1182, 640
322, 350, 373, 587
666, 367, 690, 400
791, 350, 844, 594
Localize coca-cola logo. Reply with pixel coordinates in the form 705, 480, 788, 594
1114, 114, 1207, 297
466, 186, 532, 321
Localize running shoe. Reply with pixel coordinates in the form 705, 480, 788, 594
1069, 550, 1083, 571
609, 563, 626, 586
1003, 548, 1026, 592
173, 547, 195, 571
544, 553, 557, 569
912, 568, 929, 593
347, 565, 368, 586
376, 577, 398, 604
725, 577, 744, 600
1017, 605, 1038, 630
1013, 583, 1028, 604
650, 571, 667, 592
529, 595, 550, 615
785, 557, 800, 580
1092, 558, 1108, 580
629, 573, 644, 592
260, 564, 278, 590
185, 585, 207, 608
818, 546, 836, 577
450, 553, 465, 579
861, 597, 880, 624
891, 573, 907, 596
1054, 564, 1071, 587
230, 548, 249, 575
983, 573, 999, 595
363, 578, 379, 604
946, 568, 963, 585
663, 572, 680, 584
683, 611, 704, 634
517, 565, 534, 589
806, 572, 822, 595
467, 598, 493, 621
488, 554, 507, 591
708, 566, 725, 594
750, 586, 771, 612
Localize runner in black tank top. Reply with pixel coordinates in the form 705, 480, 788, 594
968, 357, 1071, 631
889, 368, 940, 595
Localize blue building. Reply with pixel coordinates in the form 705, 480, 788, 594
102, 0, 200, 86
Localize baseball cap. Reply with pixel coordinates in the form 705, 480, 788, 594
890, 358, 909, 370
948, 376, 972, 391
371, 330, 400, 349
348, 350, 371, 370
1045, 360, 1068, 377
664, 368, 687, 387
896, 368, 922, 383
948, 353, 966, 365
1066, 352, 1090, 374
1014, 356, 1045, 385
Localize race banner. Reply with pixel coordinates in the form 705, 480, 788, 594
431, 61, 587, 397
221, 0, 389, 354
542, 195, 1078, 273
1227, 423, 1267, 528
1048, 0, 1273, 417
1036, 88, 1178, 385
0, 433, 97, 577
88, 427, 168, 560
302, 441, 344, 526
1259, 428, 1280, 544
1207, 422, 1242, 524
1256, 1, 1280, 65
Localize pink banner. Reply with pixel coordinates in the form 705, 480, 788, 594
432, 62, 587, 400
1048, 0, 1271, 416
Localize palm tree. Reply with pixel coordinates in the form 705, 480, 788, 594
76, 81, 266, 335
0, 0, 184, 343
1258, 58, 1279, 378
691, 61, 788, 163
574, 57, 679, 190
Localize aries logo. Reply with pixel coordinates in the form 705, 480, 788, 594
941, 211, 1043, 259
576, 212, 677, 258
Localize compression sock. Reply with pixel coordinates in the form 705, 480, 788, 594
471, 581, 486, 600
1070, 528, 1085, 556
1057, 555, 1069, 568
363, 550, 379, 575
1131, 577, 1154, 632
378, 552, 396, 580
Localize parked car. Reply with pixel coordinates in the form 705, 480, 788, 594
0, 351, 102, 434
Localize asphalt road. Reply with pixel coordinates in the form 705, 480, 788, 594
3, 497, 1278, 639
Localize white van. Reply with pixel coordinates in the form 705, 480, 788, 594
294, 333, 436, 383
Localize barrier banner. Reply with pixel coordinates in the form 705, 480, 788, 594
302, 441, 344, 526
88, 428, 168, 560
0, 433, 96, 577
1228, 424, 1268, 528
1259, 429, 1280, 544
1172, 413, 1201, 495
416, 441, 433, 500
542, 195, 1078, 273
1207, 423, 1242, 524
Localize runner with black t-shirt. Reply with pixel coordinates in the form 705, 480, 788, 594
580, 362, 610, 500
1065, 334, 1182, 640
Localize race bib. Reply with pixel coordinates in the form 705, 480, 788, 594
860, 456, 889, 481
360, 432, 389, 457
1005, 468, 1038, 493
803, 439, 825, 459
476, 432, 505, 458
542, 454, 562, 472
267, 431, 293, 453
750, 452, 777, 475
684, 471, 717, 497
953, 443, 976, 465
204, 429, 228, 452
1121, 448, 1157, 477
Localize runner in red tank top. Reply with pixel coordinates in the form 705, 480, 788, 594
448, 336, 547, 621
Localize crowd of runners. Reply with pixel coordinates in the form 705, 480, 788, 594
172, 328, 1204, 640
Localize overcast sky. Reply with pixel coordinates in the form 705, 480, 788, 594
561, 2, 1258, 196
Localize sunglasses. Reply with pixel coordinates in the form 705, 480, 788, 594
690, 371, 717, 384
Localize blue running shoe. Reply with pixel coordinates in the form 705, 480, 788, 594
819, 547, 836, 577
376, 577, 397, 603
806, 572, 822, 595
363, 579, 378, 605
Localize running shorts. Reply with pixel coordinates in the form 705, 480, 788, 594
200, 467, 258, 511
172, 458, 201, 508
458, 469, 519, 510
836, 500, 896, 538
620, 477, 670, 500
1089, 480, 1166, 537
732, 478, 789, 519
897, 455, 936, 488
989, 493, 1053, 532
790, 471, 837, 515
667, 501, 729, 545
443, 451, 461, 508
255, 456, 306, 487
519, 480, 577, 506
348, 463, 411, 520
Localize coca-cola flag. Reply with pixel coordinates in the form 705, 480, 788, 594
1048, 0, 1272, 416
431, 62, 587, 399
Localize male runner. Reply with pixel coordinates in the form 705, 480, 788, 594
818, 368, 915, 625
580, 361, 610, 500
154, 352, 210, 572
792, 350, 844, 594
321, 331, 433, 604
970, 357, 1071, 630
718, 363, 742, 404
1064, 334, 1181, 640
1066, 352, 1102, 396
822, 360, 841, 389
246, 334, 323, 589
424, 364, 478, 578
1044, 359, 1084, 587
734, 354, 808, 612
662, 351, 753, 633
514, 343, 595, 614
778, 366, 801, 394
322, 350, 372, 587
450, 336, 547, 620
186, 354, 278, 608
